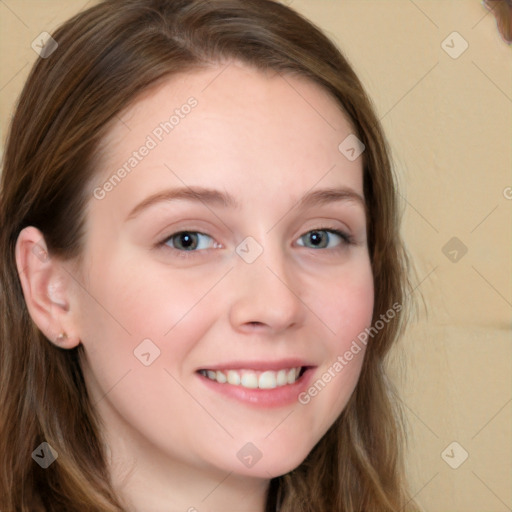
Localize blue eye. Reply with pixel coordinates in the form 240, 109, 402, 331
164, 231, 215, 251
296, 229, 352, 249
158, 227, 354, 260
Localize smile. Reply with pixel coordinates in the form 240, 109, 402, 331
198, 367, 306, 389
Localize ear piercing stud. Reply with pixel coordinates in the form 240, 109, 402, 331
56, 332, 68, 344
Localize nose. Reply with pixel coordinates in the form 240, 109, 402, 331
228, 239, 306, 335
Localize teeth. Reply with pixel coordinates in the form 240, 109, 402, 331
227, 370, 241, 385
276, 369, 287, 386
241, 373, 258, 389
200, 367, 303, 389
259, 371, 277, 389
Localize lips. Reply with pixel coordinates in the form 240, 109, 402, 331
196, 360, 316, 407
197, 358, 313, 389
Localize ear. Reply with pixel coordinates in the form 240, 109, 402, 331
15, 226, 81, 349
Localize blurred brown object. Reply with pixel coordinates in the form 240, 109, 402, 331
483, 0, 512, 43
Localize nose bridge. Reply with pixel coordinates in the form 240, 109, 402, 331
228, 232, 304, 332
237, 230, 291, 285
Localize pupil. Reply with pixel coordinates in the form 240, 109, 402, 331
310, 231, 323, 246
179, 232, 196, 250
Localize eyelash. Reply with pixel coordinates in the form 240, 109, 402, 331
156, 227, 355, 260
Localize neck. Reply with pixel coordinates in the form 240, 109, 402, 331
103, 415, 270, 512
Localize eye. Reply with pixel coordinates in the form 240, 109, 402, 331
157, 227, 354, 259
163, 231, 217, 251
296, 228, 353, 249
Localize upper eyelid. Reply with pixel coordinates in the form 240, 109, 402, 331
151, 207, 359, 239
158, 217, 354, 238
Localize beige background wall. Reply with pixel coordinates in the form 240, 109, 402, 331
1, 1, 510, 510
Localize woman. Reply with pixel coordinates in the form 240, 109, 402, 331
0, 0, 419, 510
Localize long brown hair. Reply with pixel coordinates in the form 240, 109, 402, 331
0, 0, 419, 510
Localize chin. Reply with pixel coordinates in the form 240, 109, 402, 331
225, 444, 314, 479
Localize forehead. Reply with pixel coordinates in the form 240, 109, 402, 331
90, 61, 363, 216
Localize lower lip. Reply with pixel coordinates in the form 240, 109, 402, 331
197, 367, 316, 408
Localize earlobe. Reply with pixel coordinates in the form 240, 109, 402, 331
15, 226, 80, 349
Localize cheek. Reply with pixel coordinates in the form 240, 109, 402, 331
74, 252, 221, 389
307, 259, 375, 346
298, 259, 374, 416
79, 249, 211, 338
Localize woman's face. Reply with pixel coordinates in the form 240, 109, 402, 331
72, 61, 373, 481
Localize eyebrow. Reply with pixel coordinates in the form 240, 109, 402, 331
125, 185, 365, 221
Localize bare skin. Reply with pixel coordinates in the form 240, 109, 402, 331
16, 61, 373, 511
